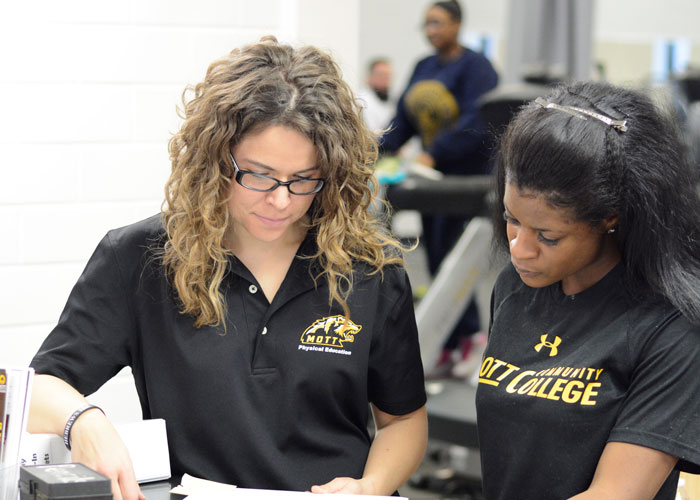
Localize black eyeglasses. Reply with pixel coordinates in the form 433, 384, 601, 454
229, 153, 325, 195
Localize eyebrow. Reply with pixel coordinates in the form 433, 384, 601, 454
243, 158, 320, 176
503, 204, 566, 234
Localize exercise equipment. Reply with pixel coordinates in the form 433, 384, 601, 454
385, 174, 494, 372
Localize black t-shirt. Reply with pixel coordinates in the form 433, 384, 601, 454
476, 264, 700, 500
31, 214, 427, 491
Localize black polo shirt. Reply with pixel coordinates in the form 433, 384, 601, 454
31, 214, 426, 491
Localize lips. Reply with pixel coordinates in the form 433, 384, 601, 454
512, 263, 540, 278
256, 214, 288, 227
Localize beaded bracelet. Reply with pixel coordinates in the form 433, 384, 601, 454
63, 404, 105, 451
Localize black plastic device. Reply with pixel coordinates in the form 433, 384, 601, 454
19, 463, 112, 500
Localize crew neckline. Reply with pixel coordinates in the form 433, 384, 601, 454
548, 263, 624, 304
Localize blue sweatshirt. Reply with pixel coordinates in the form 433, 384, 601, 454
382, 47, 498, 174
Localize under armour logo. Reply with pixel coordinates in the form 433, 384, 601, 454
534, 334, 562, 357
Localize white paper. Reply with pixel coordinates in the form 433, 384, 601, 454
169, 473, 237, 495
117, 418, 171, 482
171, 474, 406, 500
20, 418, 170, 483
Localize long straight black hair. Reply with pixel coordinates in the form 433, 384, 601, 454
493, 80, 700, 325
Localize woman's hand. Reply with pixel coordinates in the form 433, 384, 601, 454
28, 375, 144, 500
70, 409, 144, 500
310, 405, 428, 496
310, 476, 375, 495
415, 151, 436, 168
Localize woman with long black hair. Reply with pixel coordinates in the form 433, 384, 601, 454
477, 80, 700, 499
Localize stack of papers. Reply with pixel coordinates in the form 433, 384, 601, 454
170, 474, 407, 500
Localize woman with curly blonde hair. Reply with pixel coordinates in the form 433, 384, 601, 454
28, 37, 428, 500
164, 35, 407, 329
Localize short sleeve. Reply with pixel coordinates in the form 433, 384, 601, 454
30, 231, 135, 396
608, 314, 700, 473
368, 270, 427, 415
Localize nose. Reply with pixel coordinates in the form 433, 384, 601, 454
265, 185, 292, 210
426, 25, 439, 37
508, 227, 538, 261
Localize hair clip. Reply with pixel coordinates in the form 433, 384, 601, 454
535, 97, 628, 132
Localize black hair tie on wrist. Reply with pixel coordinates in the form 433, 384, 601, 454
63, 404, 105, 451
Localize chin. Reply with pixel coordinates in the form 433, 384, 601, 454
252, 228, 287, 242
518, 274, 553, 289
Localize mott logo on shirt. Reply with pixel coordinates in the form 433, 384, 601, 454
300, 315, 362, 348
534, 334, 562, 357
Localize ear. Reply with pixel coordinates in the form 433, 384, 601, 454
603, 214, 619, 233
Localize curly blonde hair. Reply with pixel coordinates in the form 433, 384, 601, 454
162, 36, 406, 328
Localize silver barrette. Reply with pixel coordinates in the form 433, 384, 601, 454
535, 97, 628, 132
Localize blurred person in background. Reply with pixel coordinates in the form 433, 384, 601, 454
381, 0, 499, 378
357, 57, 396, 133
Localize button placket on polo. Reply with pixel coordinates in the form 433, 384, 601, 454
243, 281, 281, 373
232, 275, 269, 372
226, 258, 277, 373
247, 283, 268, 337
251, 308, 279, 372
233, 240, 321, 374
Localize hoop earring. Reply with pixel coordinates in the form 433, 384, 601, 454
607, 228, 616, 234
